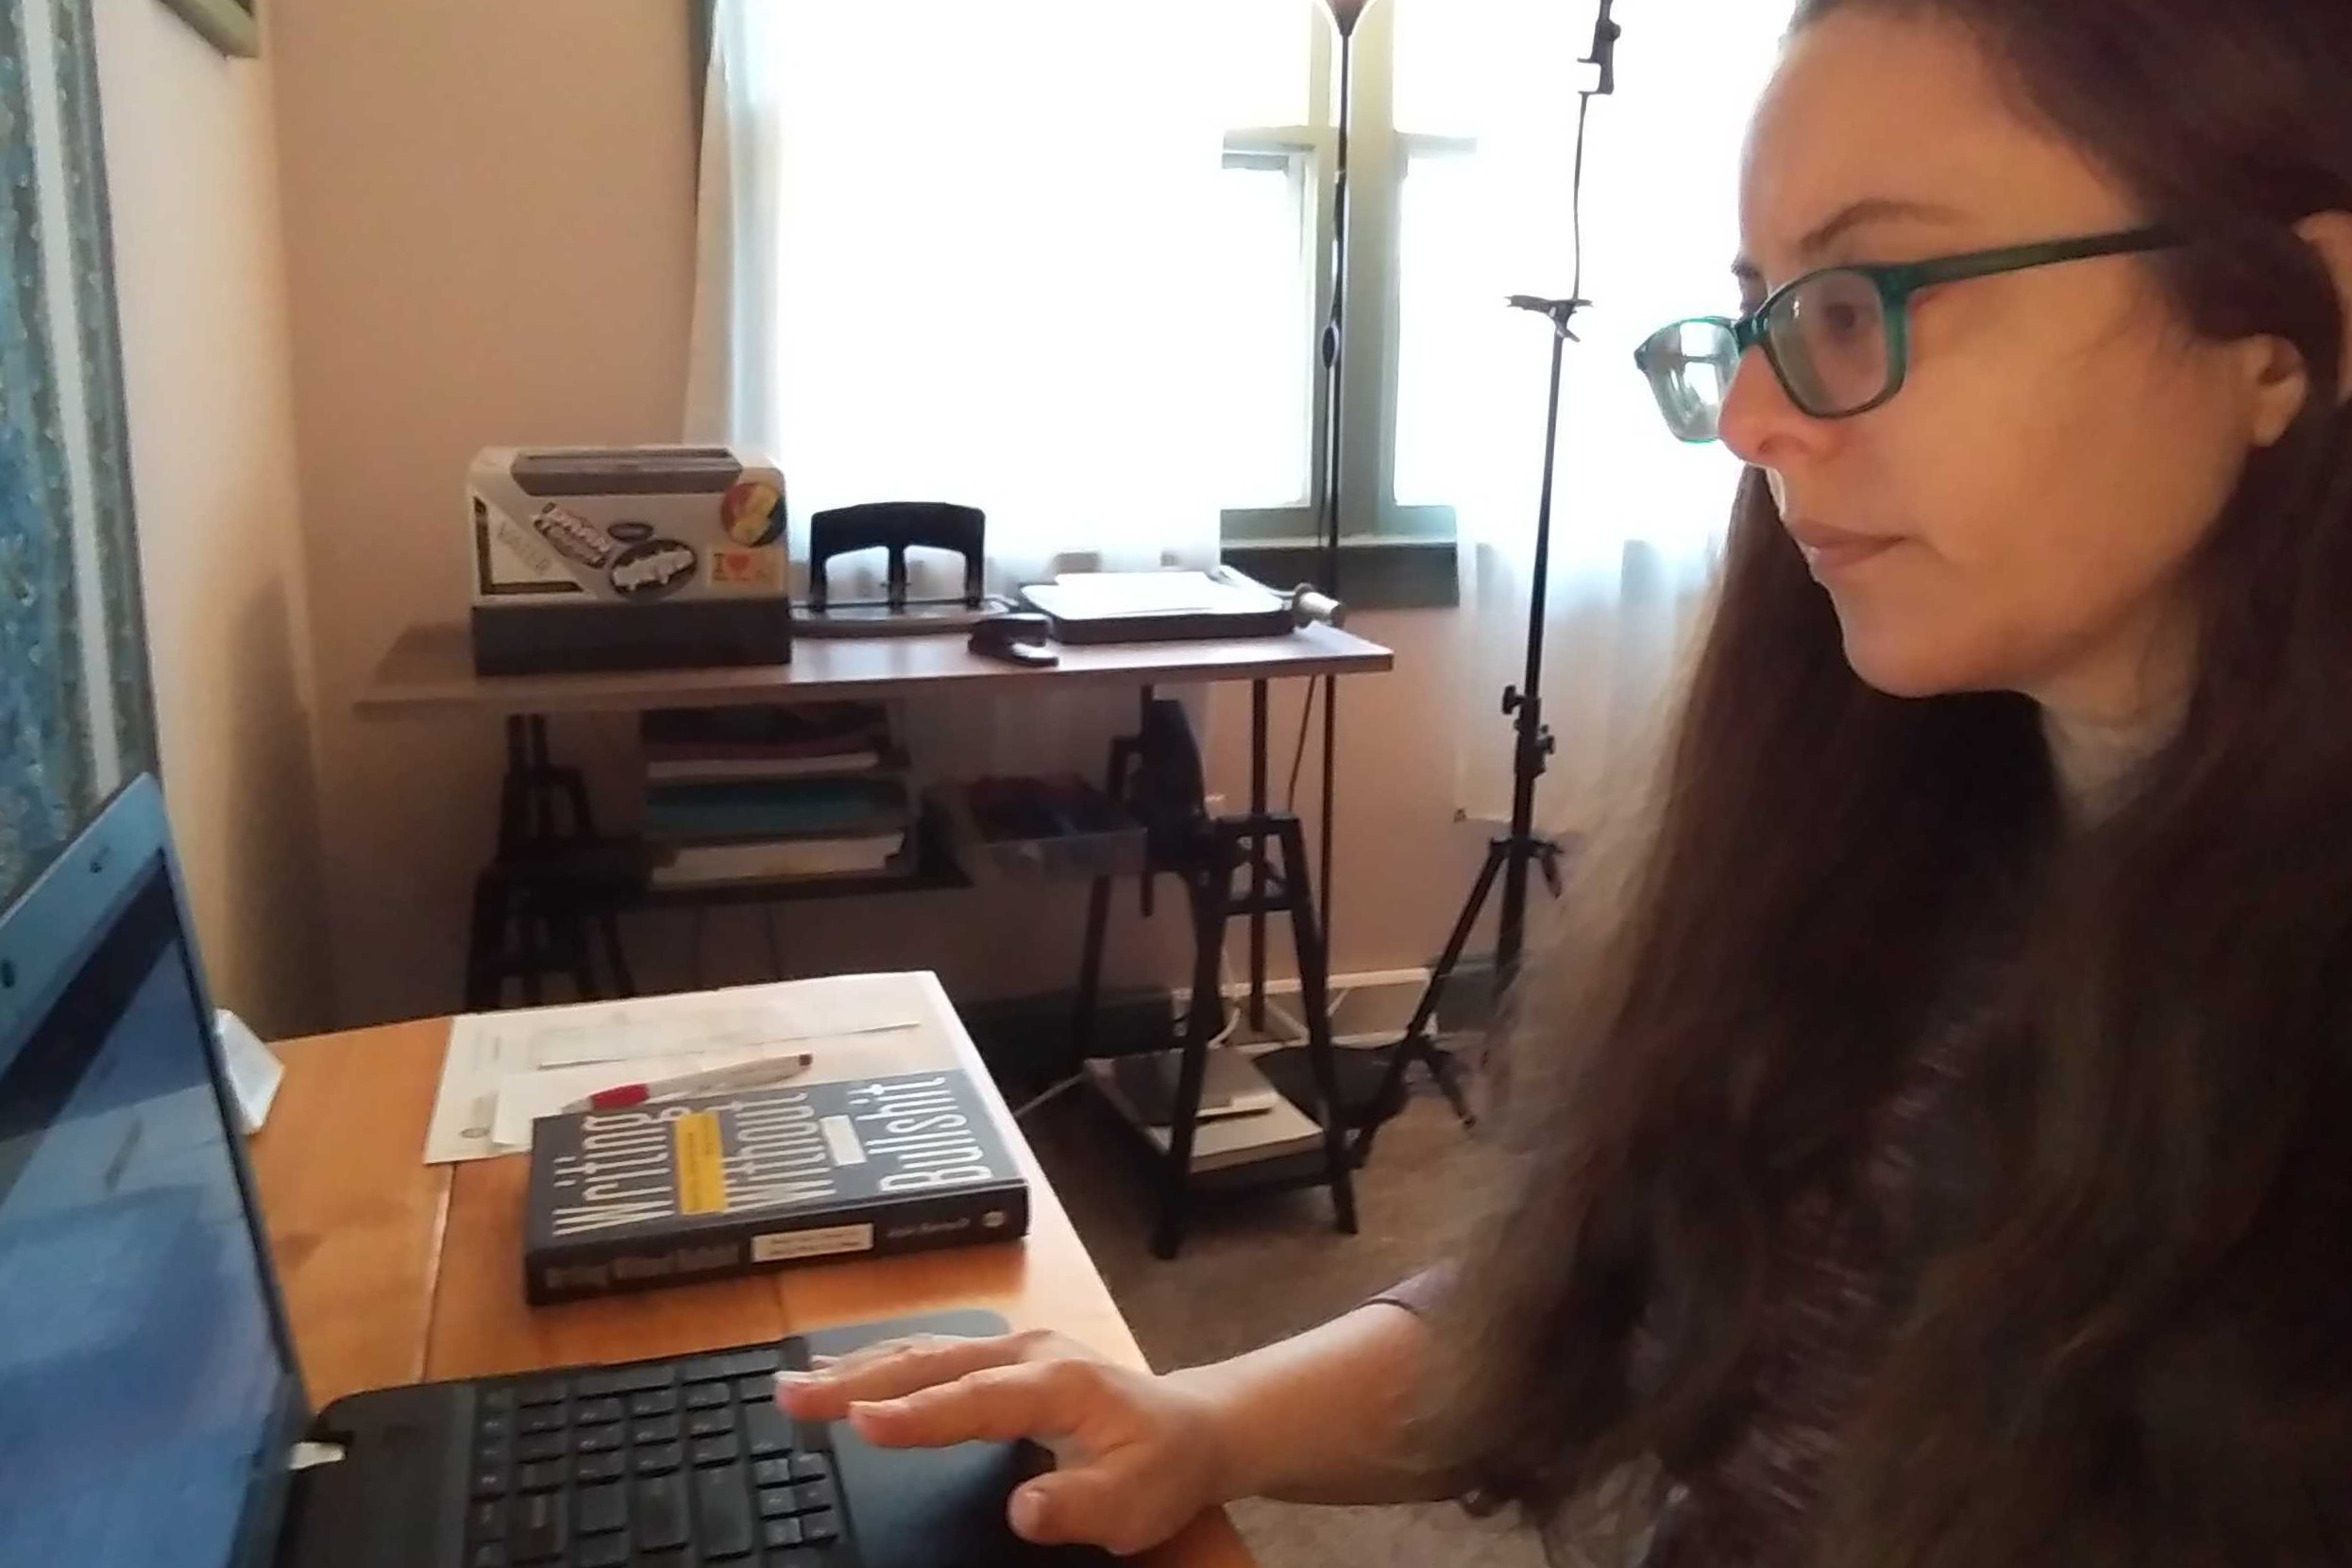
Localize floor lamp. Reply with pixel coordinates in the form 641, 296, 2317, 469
1312, 0, 1364, 996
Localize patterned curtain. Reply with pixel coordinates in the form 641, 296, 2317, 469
0, 0, 156, 904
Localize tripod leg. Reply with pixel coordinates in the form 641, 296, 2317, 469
1353, 836, 1504, 1163
1277, 818, 1357, 1237
1072, 873, 1113, 1067
1153, 854, 1227, 1260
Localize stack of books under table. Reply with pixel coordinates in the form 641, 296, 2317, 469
639, 703, 912, 889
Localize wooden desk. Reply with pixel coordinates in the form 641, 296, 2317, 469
359, 621, 1393, 719
245, 1015, 1255, 1568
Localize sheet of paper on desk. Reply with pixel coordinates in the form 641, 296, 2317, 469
421, 973, 943, 1164
525, 973, 922, 1069
487, 1048, 761, 1150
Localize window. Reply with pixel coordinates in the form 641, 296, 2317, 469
1213, 0, 1496, 546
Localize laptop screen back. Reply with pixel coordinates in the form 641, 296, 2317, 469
0, 851, 298, 1566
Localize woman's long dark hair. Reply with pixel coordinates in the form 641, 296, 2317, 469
1416, 4, 2352, 1563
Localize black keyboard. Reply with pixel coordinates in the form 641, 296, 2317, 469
462, 1343, 853, 1568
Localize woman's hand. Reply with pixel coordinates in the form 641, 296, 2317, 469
772, 1329, 1236, 1556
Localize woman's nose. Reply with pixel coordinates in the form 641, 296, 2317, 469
1717, 346, 1827, 468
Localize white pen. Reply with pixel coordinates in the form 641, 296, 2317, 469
564, 1052, 815, 1113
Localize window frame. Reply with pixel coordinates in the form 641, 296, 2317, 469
1218, 3, 1459, 549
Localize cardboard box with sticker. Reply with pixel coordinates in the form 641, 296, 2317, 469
466, 445, 792, 674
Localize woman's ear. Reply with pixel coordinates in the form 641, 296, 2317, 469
2292, 211, 2352, 403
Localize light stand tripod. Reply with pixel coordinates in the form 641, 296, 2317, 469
1354, 0, 1623, 1161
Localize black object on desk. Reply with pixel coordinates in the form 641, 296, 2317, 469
800, 501, 1017, 636
967, 612, 1058, 666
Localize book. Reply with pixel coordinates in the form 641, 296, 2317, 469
645, 750, 886, 784
524, 1068, 1029, 1304
649, 832, 907, 888
642, 776, 910, 844
641, 701, 888, 761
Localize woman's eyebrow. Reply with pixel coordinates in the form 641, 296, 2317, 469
1733, 195, 1972, 282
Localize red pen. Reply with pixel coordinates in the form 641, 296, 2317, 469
565, 1053, 815, 1113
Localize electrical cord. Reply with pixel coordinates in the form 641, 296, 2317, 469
1283, 677, 1319, 810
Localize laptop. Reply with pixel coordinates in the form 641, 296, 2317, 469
0, 776, 1108, 1568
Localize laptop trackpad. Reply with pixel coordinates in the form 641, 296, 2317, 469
802, 1310, 1111, 1568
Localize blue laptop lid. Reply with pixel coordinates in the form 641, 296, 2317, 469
0, 775, 309, 1567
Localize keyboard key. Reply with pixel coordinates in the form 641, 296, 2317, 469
800, 1508, 840, 1543
632, 1415, 682, 1445
466, 1500, 505, 1541
574, 1451, 625, 1484
685, 1381, 731, 1410
576, 1537, 628, 1568
787, 1454, 830, 1482
478, 1387, 516, 1414
514, 1434, 564, 1465
572, 1363, 674, 1398
692, 1434, 741, 1466
475, 1440, 512, 1473
635, 1473, 689, 1550
467, 1545, 507, 1568
573, 1482, 627, 1536
629, 1388, 680, 1418
470, 1467, 508, 1500
682, 1348, 781, 1383
794, 1478, 838, 1513
516, 1408, 567, 1436
572, 1424, 622, 1455
762, 1515, 804, 1549
510, 1490, 567, 1562
758, 1488, 800, 1519
752, 1458, 794, 1488
516, 1378, 568, 1408
688, 1407, 737, 1439
516, 1459, 567, 1492
741, 1403, 794, 1458
736, 1374, 778, 1402
694, 1464, 756, 1560
476, 1412, 514, 1442
637, 1553, 691, 1568
574, 1396, 622, 1425
634, 1442, 683, 1475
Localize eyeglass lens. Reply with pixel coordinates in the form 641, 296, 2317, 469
1638, 269, 1895, 441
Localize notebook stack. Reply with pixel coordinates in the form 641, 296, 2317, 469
640, 703, 913, 888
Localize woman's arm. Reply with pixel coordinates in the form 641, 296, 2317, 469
1170, 1297, 1472, 1507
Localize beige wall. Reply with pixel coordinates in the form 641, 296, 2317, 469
93, 0, 333, 1037
272, 2, 1493, 1026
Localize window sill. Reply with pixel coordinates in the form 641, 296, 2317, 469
1222, 537, 1459, 611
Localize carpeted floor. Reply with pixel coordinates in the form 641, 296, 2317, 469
1019, 1078, 1545, 1568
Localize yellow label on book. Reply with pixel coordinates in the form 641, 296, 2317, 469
672, 1111, 728, 1215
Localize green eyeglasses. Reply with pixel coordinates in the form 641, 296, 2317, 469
1633, 226, 2180, 443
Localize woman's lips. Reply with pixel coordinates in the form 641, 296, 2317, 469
1785, 520, 1900, 580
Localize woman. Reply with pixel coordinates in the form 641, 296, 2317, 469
778, 3, 2352, 1562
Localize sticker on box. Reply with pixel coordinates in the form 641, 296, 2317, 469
610, 538, 699, 599
721, 479, 785, 547
532, 501, 617, 569
709, 547, 786, 591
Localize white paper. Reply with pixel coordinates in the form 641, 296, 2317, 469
486, 1046, 780, 1148
422, 973, 950, 1164
525, 974, 922, 1069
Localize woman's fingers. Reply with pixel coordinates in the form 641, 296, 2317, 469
845, 1360, 1101, 1450
772, 1333, 1029, 1423
1007, 1449, 1175, 1554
